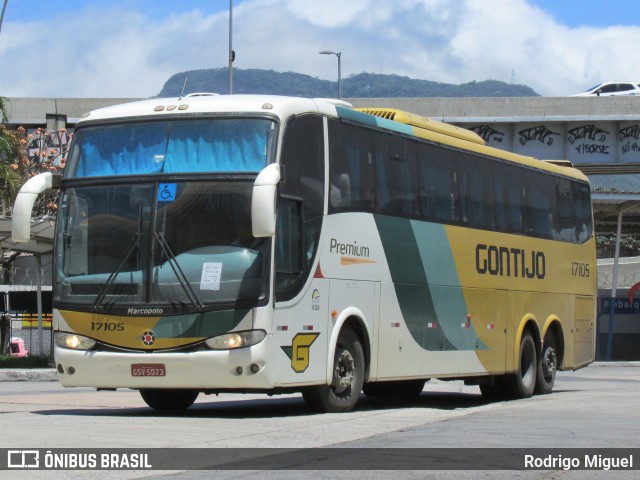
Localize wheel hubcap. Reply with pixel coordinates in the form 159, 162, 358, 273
332, 348, 355, 395
542, 347, 557, 381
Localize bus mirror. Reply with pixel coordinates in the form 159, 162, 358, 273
252, 163, 281, 237
11, 172, 59, 243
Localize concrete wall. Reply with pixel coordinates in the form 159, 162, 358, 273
597, 257, 640, 361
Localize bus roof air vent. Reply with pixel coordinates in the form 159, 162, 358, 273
356, 107, 485, 146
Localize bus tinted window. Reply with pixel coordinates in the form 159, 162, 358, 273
276, 115, 325, 301
67, 118, 276, 177
328, 118, 593, 244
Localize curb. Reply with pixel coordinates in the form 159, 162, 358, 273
0, 369, 58, 382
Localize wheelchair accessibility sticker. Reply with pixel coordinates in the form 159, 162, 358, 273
158, 183, 177, 202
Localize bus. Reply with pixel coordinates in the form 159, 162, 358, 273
11, 95, 596, 413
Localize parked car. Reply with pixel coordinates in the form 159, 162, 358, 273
573, 82, 640, 96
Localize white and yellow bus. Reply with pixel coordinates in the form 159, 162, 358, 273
12, 95, 596, 412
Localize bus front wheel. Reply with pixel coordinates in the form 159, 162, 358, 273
140, 389, 199, 411
303, 327, 365, 413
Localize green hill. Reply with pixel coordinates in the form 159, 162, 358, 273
158, 68, 539, 98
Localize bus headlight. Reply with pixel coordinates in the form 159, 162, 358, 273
205, 330, 266, 350
54, 332, 97, 350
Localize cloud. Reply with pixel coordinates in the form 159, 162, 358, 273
1, 0, 640, 98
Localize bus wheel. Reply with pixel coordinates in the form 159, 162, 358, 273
479, 378, 505, 401
303, 327, 364, 413
535, 335, 558, 395
505, 331, 537, 399
363, 380, 426, 398
140, 389, 199, 411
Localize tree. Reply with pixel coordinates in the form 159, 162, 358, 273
1, 96, 66, 217
0, 96, 23, 216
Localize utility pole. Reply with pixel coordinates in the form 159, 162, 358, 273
228, 0, 234, 94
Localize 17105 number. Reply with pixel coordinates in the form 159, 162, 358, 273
571, 262, 590, 277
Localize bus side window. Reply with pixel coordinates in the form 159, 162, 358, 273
526, 171, 554, 239
382, 139, 417, 217
418, 146, 457, 223
495, 165, 523, 234
574, 182, 593, 242
277, 114, 324, 302
275, 197, 303, 296
553, 177, 580, 242
329, 121, 377, 213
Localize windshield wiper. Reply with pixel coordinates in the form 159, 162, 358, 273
93, 203, 146, 311
93, 233, 141, 311
154, 232, 204, 311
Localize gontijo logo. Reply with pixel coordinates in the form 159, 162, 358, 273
281, 333, 320, 373
475, 243, 546, 279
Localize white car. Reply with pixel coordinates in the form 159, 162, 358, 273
573, 82, 640, 96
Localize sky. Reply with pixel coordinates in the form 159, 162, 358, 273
1, 0, 640, 98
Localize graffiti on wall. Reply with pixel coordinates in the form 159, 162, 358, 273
567, 124, 610, 155
464, 122, 640, 163
518, 125, 560, 146
620, 125, 640, 154
469, 125, 504, 143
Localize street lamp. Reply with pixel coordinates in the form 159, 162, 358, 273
1, 0, 9, 37
228, 0, 234, 94
319, 50, 341, 99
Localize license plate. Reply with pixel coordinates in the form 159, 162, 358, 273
131, 363, 166, 377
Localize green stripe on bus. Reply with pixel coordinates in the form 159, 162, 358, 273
374, 215, 455, 351
411, 221, 487, 351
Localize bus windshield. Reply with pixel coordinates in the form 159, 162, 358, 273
55, 180, 269, 314
66, 118, 276, 177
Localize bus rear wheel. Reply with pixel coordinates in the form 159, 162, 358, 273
535, 335, 558, 395
504, 331, 537, 399
140, 389, 199, 411
302, 327, 364, 413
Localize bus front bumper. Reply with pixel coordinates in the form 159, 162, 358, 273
53, 337, 276, 390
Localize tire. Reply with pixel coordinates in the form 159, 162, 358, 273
504, 331, 537, 399
363, 380, 426, 398
535, 334, 558, 395
479, 377, 506, 401
303, 327, 365, 413
140, 389, 199, 411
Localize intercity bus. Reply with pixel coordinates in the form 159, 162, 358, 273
12, 95, 596, 412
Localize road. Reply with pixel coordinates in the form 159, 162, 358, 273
0, 363, 638, 479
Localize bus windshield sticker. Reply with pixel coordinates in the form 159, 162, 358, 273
200, 263, 223, 291
157, 183, 177, 202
